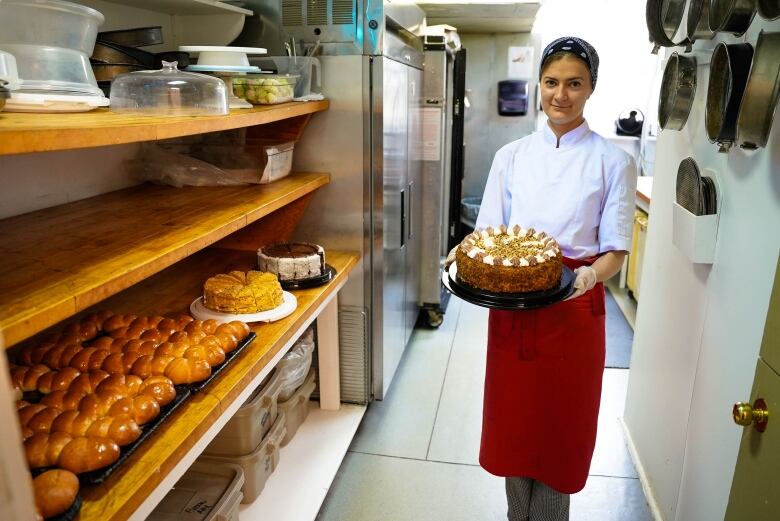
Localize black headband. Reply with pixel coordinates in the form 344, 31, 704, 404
540, 36, 599, 89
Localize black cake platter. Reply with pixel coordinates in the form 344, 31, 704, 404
442, 263, 575, 310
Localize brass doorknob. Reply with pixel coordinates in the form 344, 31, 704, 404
733, 398, 769, 433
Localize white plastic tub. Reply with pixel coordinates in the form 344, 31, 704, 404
149, 461, 244, 521
0, 0, 105, 96
199, 411, 287, 504
204, 369, 284, 457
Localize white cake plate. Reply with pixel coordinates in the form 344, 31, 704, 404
190, 291, 297, 323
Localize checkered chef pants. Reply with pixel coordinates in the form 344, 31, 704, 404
506, 477, 570, 521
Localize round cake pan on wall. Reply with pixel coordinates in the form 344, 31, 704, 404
709, 0, 757, 36
659, 52, 697, 131
686, 0, 715, 41
706, 42, 754, 152
758, 0, 780, 20
736, 31, 780, 149
646, 0, 690, 53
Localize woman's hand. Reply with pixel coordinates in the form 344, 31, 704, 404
565, 251, 627, 300
444, 246, 458, 269
566, 266, 597, 300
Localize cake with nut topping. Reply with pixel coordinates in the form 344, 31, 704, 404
455, 225, 562, 293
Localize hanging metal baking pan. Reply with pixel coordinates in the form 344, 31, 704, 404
706, 42, 754, 153
659, 52, 697, 130
758, 0, 780, 19
676, 157, 705, 215
736, 31, 780, 149
709, 0, 757, 36
646, 0, 691, 54
97, 26, 163, 47
701, 176, 718, 215
686, 0, 715, 42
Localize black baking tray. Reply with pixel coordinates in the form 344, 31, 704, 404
46, 493, 82, 521
442, 263, 575, 310
186, 332, 257, 393
77, 387, 191, 485
279, 264, 336, 290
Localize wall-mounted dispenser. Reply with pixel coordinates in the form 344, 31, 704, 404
497, 79, 528, 116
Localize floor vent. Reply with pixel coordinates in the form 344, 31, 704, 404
338, 306, 369, 404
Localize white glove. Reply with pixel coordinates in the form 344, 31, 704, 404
444, 246, 458, 270
566, 265, 597, 300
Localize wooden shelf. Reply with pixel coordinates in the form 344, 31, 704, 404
103, 0, 253, 15
0, 101, 329, 156
71, 247, 359, 521
0, 172, 330, 347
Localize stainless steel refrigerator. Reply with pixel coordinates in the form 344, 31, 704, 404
419, 39, 467, 327
234, 0, 425, 400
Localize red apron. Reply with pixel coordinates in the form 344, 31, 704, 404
479, 256, 606, 494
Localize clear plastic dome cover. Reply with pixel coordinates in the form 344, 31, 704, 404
110, 62, 228, 116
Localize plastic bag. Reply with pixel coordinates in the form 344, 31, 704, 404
276, 327, 315, 402
131, 142, 254, 187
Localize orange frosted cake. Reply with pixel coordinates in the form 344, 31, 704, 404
203, 270, 283, 313
455, 225, 563, 293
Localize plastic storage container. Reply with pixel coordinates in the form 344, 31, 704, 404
148, 461, 244, 521
0, 0, 105, 96
460, 196, 482, 225
243, 139, 295, 184
232, 74, 297, 104
199, 411, 287, 504
110, 62, 228, 116
275, 327, 315, 401
204, 369, 283, 456
278, 368, 317, 447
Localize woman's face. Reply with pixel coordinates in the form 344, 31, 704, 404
540, 55, 593, 131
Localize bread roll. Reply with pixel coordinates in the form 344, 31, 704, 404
57, 344, 83, 368
42, 345, 71, 370
27, 407, 63, 434
40, 389, 84, 411
78, 321, 99, 342
164, 357, 211, 384
33, 469, 80, 518
11, 364, 51, 392
78, 393, 120, 417
25, 432, 57, 468
68, 371, 110, 396
84, 413, 141, 445
50, 410, 79, 435
87, 349, 110, 371
100, 352, 125, 374
216, 331, 239, 353
139, 341, 158, 357
138, 376, 177, 406
18, 404, 48, 426
151, 355, 175, 376
90, 336, 114, 350
140, 328, 163, 344
154, 342, 177, 358
58, 436, 120, 474
36, 367, 81, 394
109, 395, 160, 425
95, 374, 143, 397
228, 320, 251, 339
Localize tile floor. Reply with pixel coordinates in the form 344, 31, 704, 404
316, 296, 652, 521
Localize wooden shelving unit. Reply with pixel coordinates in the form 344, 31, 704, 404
0, 101, 329, 156
0, 172, 330, 347
68, 247, 359, 521
0, 87, 350, 521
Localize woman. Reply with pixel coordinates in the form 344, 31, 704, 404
474, 37, 636, 520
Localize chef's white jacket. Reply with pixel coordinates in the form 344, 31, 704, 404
475, 120, 637, 260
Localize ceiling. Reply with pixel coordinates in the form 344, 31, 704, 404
416, 1, 541, 34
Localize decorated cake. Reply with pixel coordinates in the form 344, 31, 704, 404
203, 270, 284, 314
257, 242, 325, 281
455, 225, 563, 293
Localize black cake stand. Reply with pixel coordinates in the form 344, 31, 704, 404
442, 263, 575, 310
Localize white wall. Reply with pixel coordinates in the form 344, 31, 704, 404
532, 0, 658, 137
460, 32, 540, 199
624, 16, 780, 521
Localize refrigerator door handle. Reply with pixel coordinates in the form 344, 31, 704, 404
407, 181, 414, 241
400, 188, 406, 249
